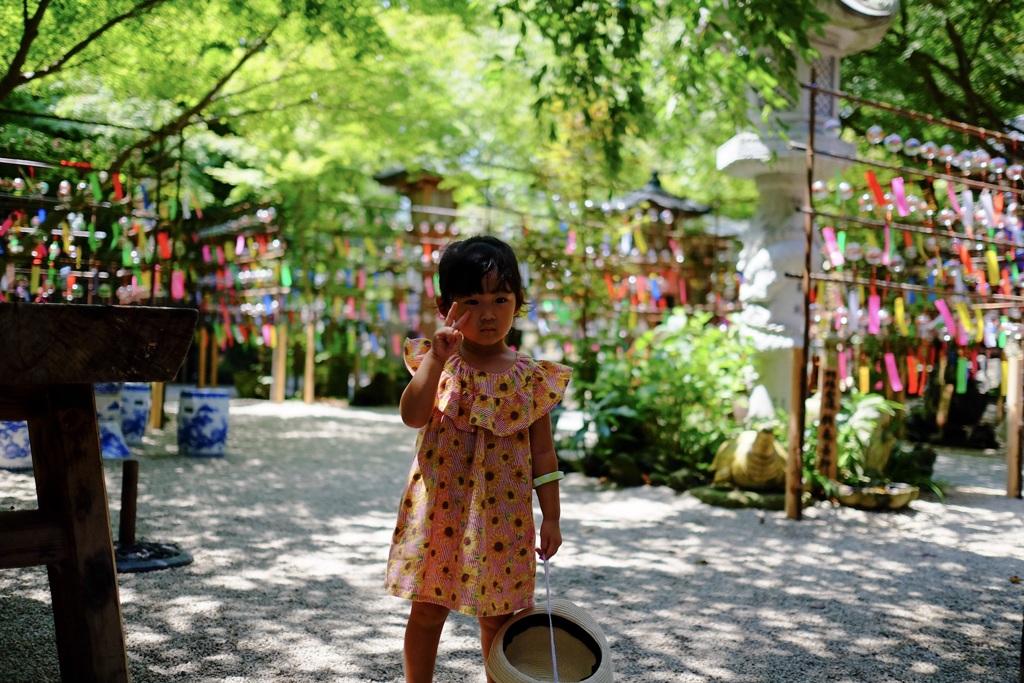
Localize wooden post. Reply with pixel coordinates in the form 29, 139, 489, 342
149, 382, 165, 430
197, 327, 208, 389
1006, 350, 1022, 498
118, 459, 139, 547
786, 346, 806, 520
270, 322, 288, 403
304, 320, 316, 404
208, 336, 219, 388
785, 66, 817, 521
352, 337, 361, 396
816, 342, 840, 481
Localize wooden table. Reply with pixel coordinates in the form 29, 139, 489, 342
0, 302, 197, 683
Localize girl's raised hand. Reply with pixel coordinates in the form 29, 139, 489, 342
431, 303, 469, 361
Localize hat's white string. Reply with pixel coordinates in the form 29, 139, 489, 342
542, 556, 559, 682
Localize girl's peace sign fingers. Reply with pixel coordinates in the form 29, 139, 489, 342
451, 309, 470, 331
444, 302, 460, 328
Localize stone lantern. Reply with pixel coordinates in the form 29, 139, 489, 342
716, 0, 898, 408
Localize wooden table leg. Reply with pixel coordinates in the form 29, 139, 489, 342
28, 384, 129, 683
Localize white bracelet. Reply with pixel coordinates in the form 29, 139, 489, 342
532, 470, 564, 488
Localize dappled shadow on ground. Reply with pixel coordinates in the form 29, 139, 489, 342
1, 404, 1022, 682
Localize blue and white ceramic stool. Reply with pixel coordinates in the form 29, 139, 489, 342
95, 382, 131, 460
177, 389, 230, 457
120, 383, 152, 446
0, 421, 32, 470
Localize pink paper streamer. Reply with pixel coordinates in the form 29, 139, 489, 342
868, 294, 881, 334
821, 227, 845, 266
399, 300, 408, 323
202, 244, 212, 263
884, 352, 904, 393
392, 334, 402, 356
891, 177, 911, 217
346, 297, 356, 319
882, 224, 891, 266
424, 276, 434, 298
235, 235, 245, 255
261, 324, 272, 346
171, 270, 185, 300
357, 269, 367, 291
934, 299, 957, 338
946, 181, 962, 215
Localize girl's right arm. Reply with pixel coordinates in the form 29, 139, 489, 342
399, 303, 469, 428
400, 354, 445, 428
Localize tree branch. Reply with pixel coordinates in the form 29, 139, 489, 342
194, 98, 320, 125
211, 72, 298, 104
107, 27, 277, 176
0, 0, 170, 105
0, 0, 50, 105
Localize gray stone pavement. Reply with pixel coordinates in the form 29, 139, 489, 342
1, 395, 1022, 682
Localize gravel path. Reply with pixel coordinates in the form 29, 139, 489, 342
1, 396, 1022, 682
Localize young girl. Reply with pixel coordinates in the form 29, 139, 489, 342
385, 236, 572, 683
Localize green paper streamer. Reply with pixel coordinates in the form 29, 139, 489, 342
47, 266, 56, 284
281, 264, 293, 287
122, 243, 133, 267
999, 315, 1008, 348
955, 357, 968, 394
169, 199, 177, 221
89, 172, 102, 202
346, 328, 356, 353
88, 222, 98, 251
111, 221, 120, 243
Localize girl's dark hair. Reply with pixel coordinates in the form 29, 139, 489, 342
436, 236, 525, 315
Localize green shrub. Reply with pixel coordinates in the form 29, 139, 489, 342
796, 390, 944, 499
569, 311, 758, 488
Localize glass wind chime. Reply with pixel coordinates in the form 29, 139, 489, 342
808, 117, 1024, 400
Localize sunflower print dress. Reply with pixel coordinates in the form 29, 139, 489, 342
385, 338, 572, 617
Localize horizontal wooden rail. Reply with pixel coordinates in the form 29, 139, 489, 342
0, 510, 70, 568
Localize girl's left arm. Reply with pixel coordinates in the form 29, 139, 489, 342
529, 412, 562, 560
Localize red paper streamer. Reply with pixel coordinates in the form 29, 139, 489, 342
865, 171, 887, 207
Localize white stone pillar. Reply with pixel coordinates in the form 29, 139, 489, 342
717, 0, 898, 408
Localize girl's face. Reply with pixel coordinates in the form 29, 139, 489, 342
443, 272, 518, 348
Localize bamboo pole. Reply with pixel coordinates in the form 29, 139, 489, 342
197, 327, 208, 389
208, 337, 219, 388
303, 321, 315, 404
787, 347, 806, 520
270, 323, 288, 404
1006, 350, 1022, 498
149, 382, 165, 430
785, 67, 819, 521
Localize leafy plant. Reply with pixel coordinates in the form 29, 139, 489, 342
568, 311, 758, 488
797, 390, 944, 499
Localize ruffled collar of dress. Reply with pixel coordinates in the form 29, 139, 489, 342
443, 351, 533, 398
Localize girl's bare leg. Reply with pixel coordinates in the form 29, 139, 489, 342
478, 612, 515, 683
405, 601, 451, 683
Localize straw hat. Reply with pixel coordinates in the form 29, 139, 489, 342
486, 598, 614, 683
